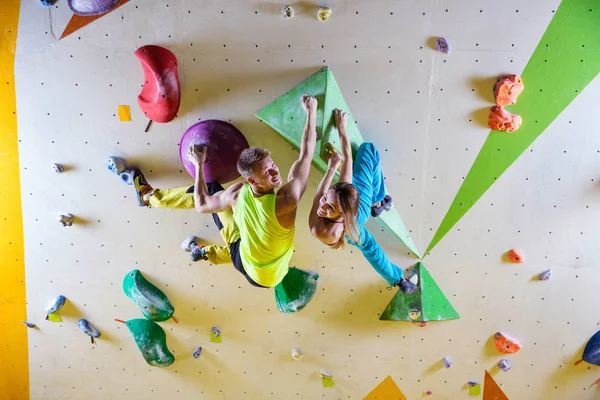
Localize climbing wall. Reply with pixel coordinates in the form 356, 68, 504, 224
8, 0, 600, 399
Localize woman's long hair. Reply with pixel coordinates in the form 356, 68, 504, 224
329, 182, 361, 249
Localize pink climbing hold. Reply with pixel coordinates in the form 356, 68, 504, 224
426, 390, 433, 395
135, 45, 180, 123
507, 248, 524, 263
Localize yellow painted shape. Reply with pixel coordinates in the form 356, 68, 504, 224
322, 376, 334, 388
0, 0, 29, 399
117, 105, 131, 122
364, 376, 407, 400
47, 313, 62, 323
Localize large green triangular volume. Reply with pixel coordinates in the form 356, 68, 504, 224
123, 270, 175, 322
256, 68, 420, 257
274, 267, 319, 314
380, 262, 459, 321
426, 0, 600, 255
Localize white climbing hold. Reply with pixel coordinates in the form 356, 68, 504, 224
52, 163, 64, 173
282, 5, 294, 19
443, 356, 452, 368
538, 269, 552, 281
498, 358, 512, 372
317, 7, 331, 21
319, 369, 333, 378
291, 348, 303, 360
57, 213, 74, 227
408, 273, 419, 286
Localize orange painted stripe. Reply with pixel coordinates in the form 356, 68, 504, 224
0, 1, 29, 399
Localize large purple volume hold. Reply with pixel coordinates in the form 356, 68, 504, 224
179, 120, 249, 184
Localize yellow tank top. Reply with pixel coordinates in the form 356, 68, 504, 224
233, 184, 295, 287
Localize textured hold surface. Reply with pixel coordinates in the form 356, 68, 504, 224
135, 45, 180, 123
443, 356, 452, 368
380, 262, 459, 322
78, 319, 101, 339
495, 332, 522, 354
256, 67, 420, 257
582, 330, 600, 366
45, 295, 66, 315
488, 106, 523, 132
507, 248, 524, 263
57, 214, 74, 227
498, 358, 512, 372
436, 37, 450, 54
274, 267, 319, 314
494, 75, 524, 106
179, 120, 249, 183
68, 0, 119, 16
106, 156, 126, 175
125, 319, 174, 367
123, 270, 174, 322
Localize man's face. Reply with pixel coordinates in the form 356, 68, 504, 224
249, 156, 282, 189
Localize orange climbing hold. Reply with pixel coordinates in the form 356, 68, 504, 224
494, 75, 524, 106
507, 249, 524, 263
488, 106, 522, 132
494, 332, 522, 354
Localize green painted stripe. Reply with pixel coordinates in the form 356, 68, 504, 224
426, 0, 600, 255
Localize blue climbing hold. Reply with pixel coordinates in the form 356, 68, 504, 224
40, 0, 60, 6
78, 319, 101, 343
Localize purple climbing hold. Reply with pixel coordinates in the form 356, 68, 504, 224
538, 269, 552, 281
498, 358, 512, 372
436, 37, 450, 54
68, 0, 119, 16
179, 120, 249, 184
443, 356, 452, 368
192, 346, 203, 359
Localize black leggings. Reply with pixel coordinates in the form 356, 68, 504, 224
187, 184, 266, 288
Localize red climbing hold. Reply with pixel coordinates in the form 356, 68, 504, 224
507, 248, 524, 263
135, 45, 180, 123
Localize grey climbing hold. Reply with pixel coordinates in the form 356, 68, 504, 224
443, 356, 452, 368
45, 295, 66, 316
78, 319, 101, 343
498, 358, 512, 372
106, 156, 127, 175
467, 381, 478, 387
538, 269, 552, 281
436, 37, 450, 54
40, 0, 59, 6
282, 5, 294, 19
22, 321, 37, 328
192, 346, 203, 359
57, 214, 74, 227
319, 369, 333, 378
119, 169, 134, 185
52, 163, 64, 173
291, 348, 303, 360
212, 327, 221, 337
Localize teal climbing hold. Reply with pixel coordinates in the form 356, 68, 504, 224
123, 270, 174, 322
274, 267, 319, 314
125, 318, 174, 367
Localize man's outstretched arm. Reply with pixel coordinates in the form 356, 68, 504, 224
278, 95, 318, 211
189, 145, 243, 213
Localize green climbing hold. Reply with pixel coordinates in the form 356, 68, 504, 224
380, 263, 459, 322
123, 270, 174, 322
256, 67, 420, 258
274, 267, 319, 314
125, 318, 174, 367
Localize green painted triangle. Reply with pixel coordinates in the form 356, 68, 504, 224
426, 0, 600, 255
257, 67, 420, 257
380, 262, 459, 321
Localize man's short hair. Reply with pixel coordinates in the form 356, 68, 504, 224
237, 147, 270, 179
